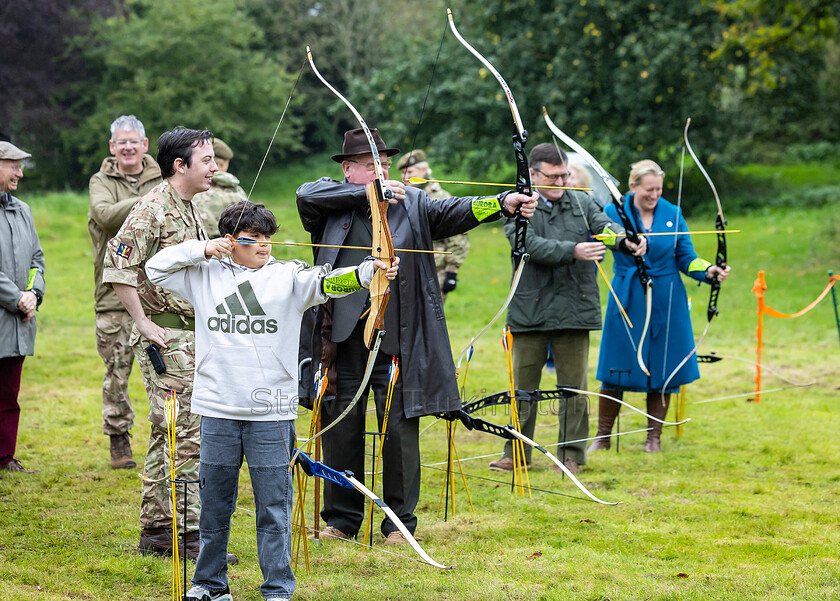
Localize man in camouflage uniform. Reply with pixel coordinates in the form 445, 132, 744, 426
192, 138, 248, 238
397, 150, 470, 304
103, 127, 235, 563
89, 115, 162, 469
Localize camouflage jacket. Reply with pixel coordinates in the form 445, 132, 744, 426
191, 171, 247, 238
102, 180, 206, 318
89, 155, 162, 312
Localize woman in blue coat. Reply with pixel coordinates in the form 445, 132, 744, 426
592, 160, 730, 452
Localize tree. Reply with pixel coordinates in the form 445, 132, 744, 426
65, 0, 302, 187
242, 0, 442, 155
710, 0, 839, 92
359, 0, 732, 208
0, 0, 118, 187
710, 0, 840, 147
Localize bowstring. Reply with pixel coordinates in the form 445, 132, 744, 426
403, 15, 450, 170
245, 57, 308, 204
662, 144, 686, 381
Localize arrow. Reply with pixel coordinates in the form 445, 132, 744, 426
406, 177, 591, 191
233, 238, 450, 254
593, 229, 740, 240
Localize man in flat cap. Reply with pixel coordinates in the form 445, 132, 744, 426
0, 141, 45, 474
397, 150, 470, 304
89, 115, 162, 470
192, 138, 248, 238
296, 127, 538, 546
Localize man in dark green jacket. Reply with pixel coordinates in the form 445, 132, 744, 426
490, 143, 645, 474
88, 115, 162, 469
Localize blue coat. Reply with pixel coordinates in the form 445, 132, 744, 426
596, 195, 711, 392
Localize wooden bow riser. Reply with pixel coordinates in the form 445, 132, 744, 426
364, 181, 395, 348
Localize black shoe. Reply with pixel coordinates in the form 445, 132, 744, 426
2, 458, 35, 473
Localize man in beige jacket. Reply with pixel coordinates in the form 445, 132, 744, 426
88, 115, 162, 469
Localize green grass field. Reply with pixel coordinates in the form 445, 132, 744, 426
1, 161, 839, 600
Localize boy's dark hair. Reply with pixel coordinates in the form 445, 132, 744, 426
157, 127, 214, 178
219, 201, 279, 238
529, 142, 567, 169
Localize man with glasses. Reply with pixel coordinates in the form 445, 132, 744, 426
296, 128, 538, 546
89, 115, 162, 470
488, 143, 646, 475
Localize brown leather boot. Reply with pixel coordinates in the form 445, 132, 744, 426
110, 433, 136, 469
644, 393, 670, 453
588, 394, 622, 451
138, 527, 174, 556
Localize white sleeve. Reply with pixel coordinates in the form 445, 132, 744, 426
144, 239, 208, 299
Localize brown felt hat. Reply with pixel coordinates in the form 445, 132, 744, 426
331, 128, 399, 163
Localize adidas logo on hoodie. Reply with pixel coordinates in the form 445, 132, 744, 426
207, 280, 278, 335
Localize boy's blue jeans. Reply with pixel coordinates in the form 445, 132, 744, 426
192, 417, 296, 600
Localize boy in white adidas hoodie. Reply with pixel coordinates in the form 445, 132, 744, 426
145, 200, 398, 601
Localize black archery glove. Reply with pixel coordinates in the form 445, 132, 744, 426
441, 271, 458, 293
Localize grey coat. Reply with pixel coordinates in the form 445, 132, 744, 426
0, 193, 45, 359
296, 177, 501, 418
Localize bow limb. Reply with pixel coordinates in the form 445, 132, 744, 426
346, 475, 453, 569
661, 118, 728, 395
306, 46, 394, 350
291, 332, 384, 466
684, 117, 728, 322
449, 411, 619, 505
298, 48, 394, 456
446, 9, 532, 363
698, 353, 815, 387
542, 107, 652, 376
294, 449, 453, 569
504, 428, 620, 506
446, 8, 531, 252
561, 387, 690, 426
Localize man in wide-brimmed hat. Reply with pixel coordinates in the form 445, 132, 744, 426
296, 127, 538, 546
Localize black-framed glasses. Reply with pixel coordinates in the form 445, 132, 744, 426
347, 159, 391, 171
533, 167, 571, 183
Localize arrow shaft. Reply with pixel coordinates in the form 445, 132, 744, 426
593, 229, 739, 239
408, 177, 589, 191
236, 239, 449, 255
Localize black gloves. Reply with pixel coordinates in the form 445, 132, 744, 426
441, 271, 458, 293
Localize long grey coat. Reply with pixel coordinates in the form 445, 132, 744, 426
296, 177, 501, 418
0, 193, 45, 359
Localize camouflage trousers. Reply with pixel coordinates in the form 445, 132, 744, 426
95, 311, 135, 436
133, 326, 201, 532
